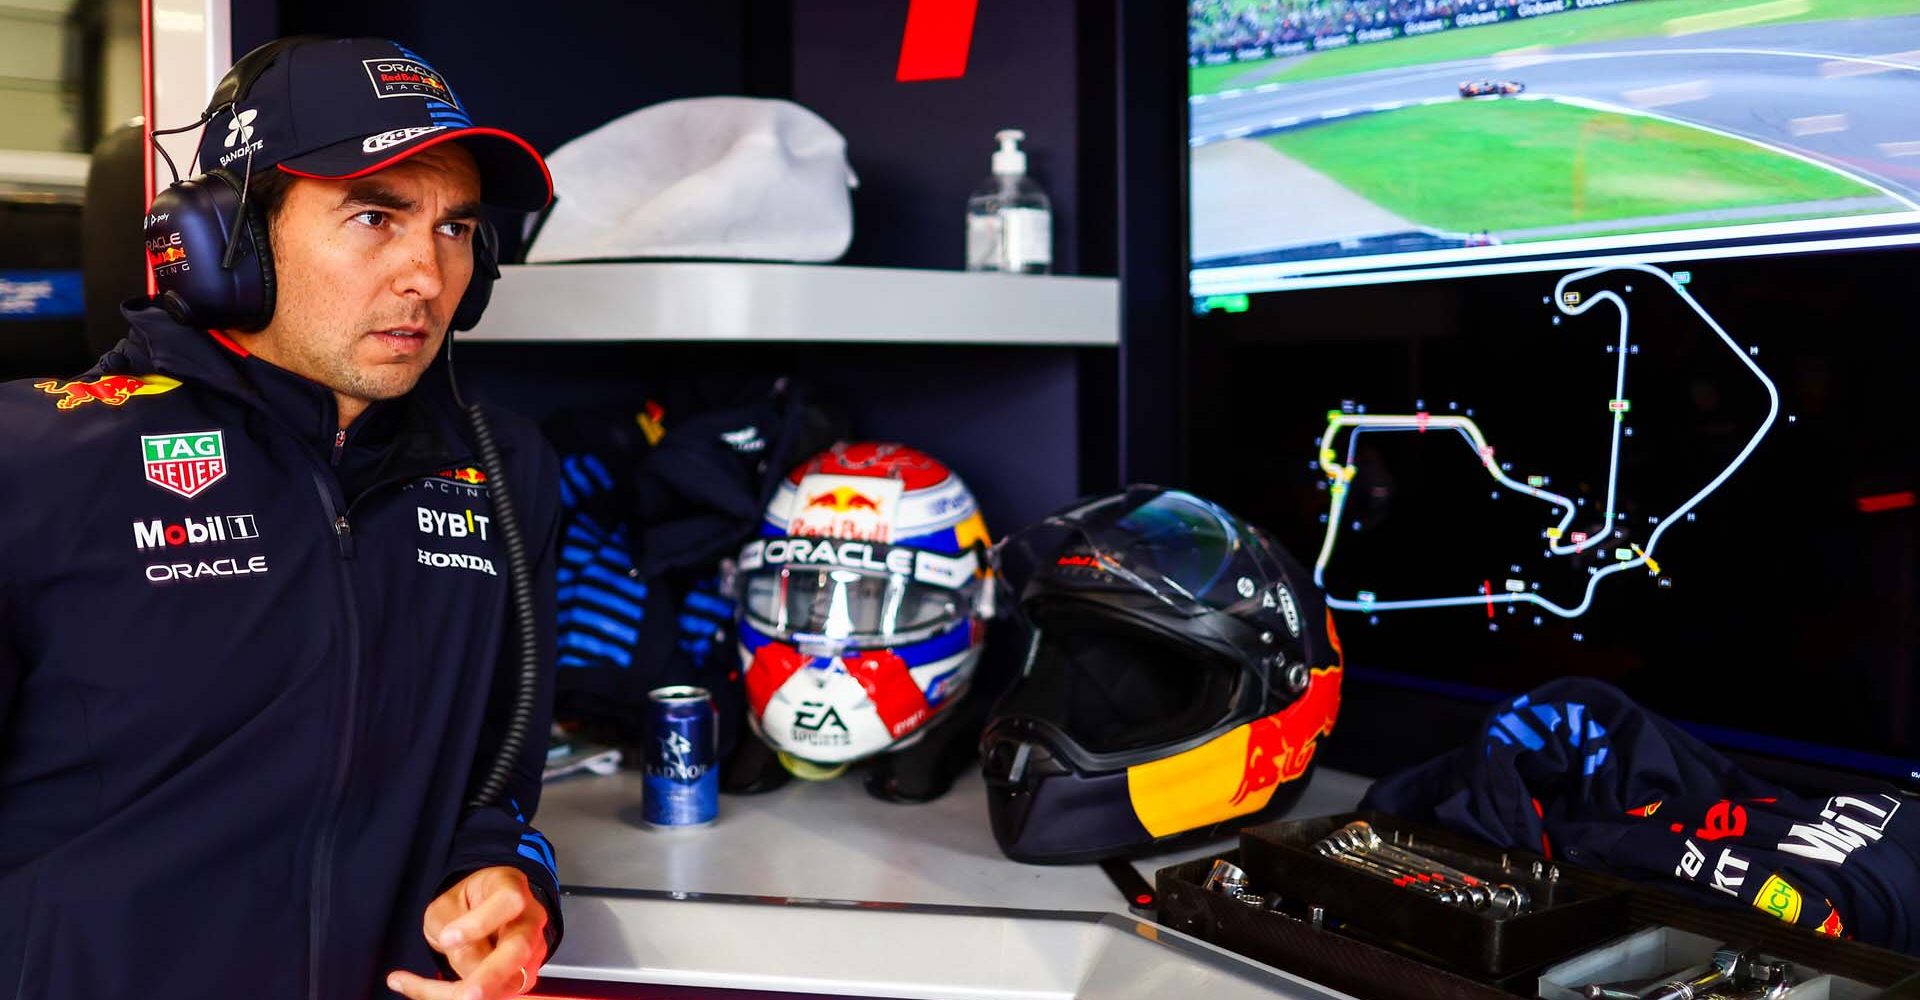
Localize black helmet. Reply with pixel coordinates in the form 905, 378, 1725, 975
981, 486, 1343, 863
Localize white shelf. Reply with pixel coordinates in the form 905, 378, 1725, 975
461, 262, 1119, 346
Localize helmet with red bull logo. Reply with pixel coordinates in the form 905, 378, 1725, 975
981, 486, 1343, 863
736, 442, 993, 775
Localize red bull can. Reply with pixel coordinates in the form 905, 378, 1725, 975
643, 685, 718, 827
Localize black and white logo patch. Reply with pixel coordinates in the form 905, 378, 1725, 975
417, 549, 497, 576
225, 109, 258, 147
218, 108, 265, 167
362, 125, 445, 153
1260, 583, 1303, 637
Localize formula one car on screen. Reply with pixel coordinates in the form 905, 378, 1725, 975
1458, 80, 1525, 98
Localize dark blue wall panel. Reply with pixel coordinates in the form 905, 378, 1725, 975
242, 2, 1096, 527
793, 0, 1082, 275
456, 341, 1081, 536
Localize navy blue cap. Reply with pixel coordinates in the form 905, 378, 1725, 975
195, 37, 551, 211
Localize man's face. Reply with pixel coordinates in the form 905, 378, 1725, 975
247, 143, 483, 408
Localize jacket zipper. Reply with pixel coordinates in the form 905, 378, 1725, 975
306, 468, 358, 1000
332, 429, 346, 466
303, 453, 486, 998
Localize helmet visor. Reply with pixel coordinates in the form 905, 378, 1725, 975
994, 489, 1246, 616
742, 566, 968, 644
993, 610, 1243, 759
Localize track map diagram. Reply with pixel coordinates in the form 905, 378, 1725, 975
1311, 264, 1779, 621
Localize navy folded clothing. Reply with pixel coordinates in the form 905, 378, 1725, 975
1363, 678, 1919, 953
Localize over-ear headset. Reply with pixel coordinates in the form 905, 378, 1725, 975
143, 36, 498, 334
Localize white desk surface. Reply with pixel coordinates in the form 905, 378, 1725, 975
532, 766, 1373, 998
537, 766, 1373, 913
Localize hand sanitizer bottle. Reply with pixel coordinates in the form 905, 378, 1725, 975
965, 129, 1052, 274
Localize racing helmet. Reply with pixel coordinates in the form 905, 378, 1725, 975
736, 443, 992, 774
981, 486, 1343, 863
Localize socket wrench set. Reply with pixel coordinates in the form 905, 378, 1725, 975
1155, 812, 1920, 1000
1233, 810, 1631, 975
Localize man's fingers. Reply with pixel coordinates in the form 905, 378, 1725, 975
465, 931, 537, 999
420, 891, 463, 951
386, 969, 478, 1000
437, 885, 526, 951
443, 939, 491, 982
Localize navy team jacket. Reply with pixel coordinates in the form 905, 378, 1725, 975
0, 304, 563, 999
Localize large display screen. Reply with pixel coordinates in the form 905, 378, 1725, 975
1187, 0, 1920, 295
1185, 249, 1918, 786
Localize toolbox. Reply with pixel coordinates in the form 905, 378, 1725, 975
1156, 810, 1920, 1000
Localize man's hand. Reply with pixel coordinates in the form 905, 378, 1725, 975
387, 866, 550, 1000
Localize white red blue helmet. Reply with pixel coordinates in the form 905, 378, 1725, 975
736, 443, 992, 766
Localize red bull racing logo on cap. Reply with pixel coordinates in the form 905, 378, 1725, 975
363, 58, 452, 100
36, 374, 180, 411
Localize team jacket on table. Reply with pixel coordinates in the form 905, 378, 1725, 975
1362, 678, 1920, 954
0, 304, 563, 999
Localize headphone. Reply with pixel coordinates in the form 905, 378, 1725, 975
144, 36, 498, 334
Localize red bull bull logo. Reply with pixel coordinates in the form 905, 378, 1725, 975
788, 473, 903, 542
145, 231, 190, 275
34, 374, 181, 411
1236, 667, 1344, 806
1125, 663, 1343, 838
806, 486, 882, 513
429, 466, 487, 485
1230, 664, 1343, 805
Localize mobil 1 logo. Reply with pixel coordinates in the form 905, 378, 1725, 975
134, 513, 259, 549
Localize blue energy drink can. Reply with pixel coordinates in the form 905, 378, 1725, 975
643, 685, 718, 827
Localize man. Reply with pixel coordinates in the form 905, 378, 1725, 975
0, 37, 562, 1000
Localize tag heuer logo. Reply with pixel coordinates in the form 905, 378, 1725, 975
142, 431, 228, 499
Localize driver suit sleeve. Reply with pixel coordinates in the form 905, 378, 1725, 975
439, 427, 564, 953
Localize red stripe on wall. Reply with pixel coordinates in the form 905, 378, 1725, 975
141, 0, 156, 296
896, 0, 979, 82
1856, 491, 1916, 514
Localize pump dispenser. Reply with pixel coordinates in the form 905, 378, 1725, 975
966, 129, 1052, 274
